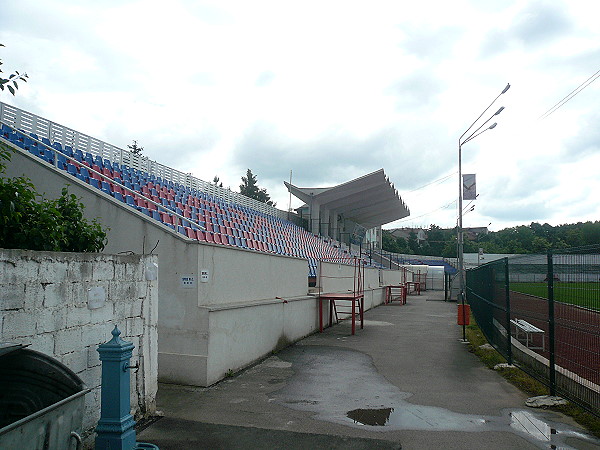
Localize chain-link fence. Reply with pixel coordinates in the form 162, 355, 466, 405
466, 245, 600, 416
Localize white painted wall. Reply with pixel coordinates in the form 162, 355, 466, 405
0, 249, 158, 440
2, 144, 392, 388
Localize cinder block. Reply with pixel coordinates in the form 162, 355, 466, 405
2, 311, 36, 338
82, 323, 112, 348
110, 281, 137, 303
0, 283, 26, 310
113, 262, 126, 281
125, 262, 143, 280
86, 345, 102, 368
65, 306, 92, 328
89, 303, 115, 324
0, 261, 19, 284
43, 282, 69, 308
82, 387, 101, 431
36, 309, 67, 333
67, 260, 94, 282
24, 282, 44, 309
148, 287, 159, 324
54, 327, 83, 355
28, 333, 55, 356
112, 301, 128, 322
59, 349, 88, 374
126, 317, 145, 337
130, 298, 144, 318
80, 365, 102, 391
69, 282, 88, 307
92, 260, 114, 281
10, 257, 39, 284
39, 260, 68, 284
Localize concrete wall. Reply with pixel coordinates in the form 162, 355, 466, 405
0, 249, 158, 436
2, 144, 391, 388
3, 145, 313, 386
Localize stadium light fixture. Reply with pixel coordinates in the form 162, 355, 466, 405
462, 122, 498, 145
457, 83, 510, 341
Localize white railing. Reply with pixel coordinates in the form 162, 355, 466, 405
0, 101, 289, 219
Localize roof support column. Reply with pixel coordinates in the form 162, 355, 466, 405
309, 197, 320, 235
320, 208, 330, 237
331, 210, 339, 241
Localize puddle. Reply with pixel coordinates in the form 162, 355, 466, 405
348, 408, 394, 426
345, 406, 591, 448
273, 346, 600, 450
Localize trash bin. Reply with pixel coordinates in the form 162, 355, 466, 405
0, 343, 90, 449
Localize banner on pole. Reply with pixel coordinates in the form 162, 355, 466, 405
463, 174, 476, 200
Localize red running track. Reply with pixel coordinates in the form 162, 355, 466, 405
509, 291, 600, 386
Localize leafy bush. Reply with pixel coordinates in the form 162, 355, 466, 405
0, 146, 107, 252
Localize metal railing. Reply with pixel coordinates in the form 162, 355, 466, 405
466, 245, 600, 416
0, 101, 289, 220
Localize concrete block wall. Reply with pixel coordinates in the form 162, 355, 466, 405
0, 248, 158, 436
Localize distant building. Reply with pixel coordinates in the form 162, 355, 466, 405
388, 227, 426, 243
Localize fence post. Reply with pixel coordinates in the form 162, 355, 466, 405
504, 257, 512, 364
547, 250, 556, 396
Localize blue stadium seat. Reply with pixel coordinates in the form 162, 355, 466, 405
67, 163, 78, 177
125, 195, 135, 207
101, 181, 112, 195
79, 167, 90, 182
56, 154, 67, 170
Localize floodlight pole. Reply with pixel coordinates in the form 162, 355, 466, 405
457, 83, 510, 341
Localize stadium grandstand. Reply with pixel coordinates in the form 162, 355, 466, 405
0, 100, 415, 386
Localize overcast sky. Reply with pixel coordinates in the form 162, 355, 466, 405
1, 0, 598, 231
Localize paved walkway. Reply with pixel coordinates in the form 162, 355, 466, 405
138, 290, 600, 449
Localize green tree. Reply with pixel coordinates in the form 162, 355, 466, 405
127, 140, 144, 155
407, 231, 419, 254
581, 222, 600, 246
381, 230, 400, 253
212, 176, 223, 188
531, 236, 551, 253
564, 228, 584, 247
0, 44, 28, 95
395, 236, 409, 253
239, 169, 276, 206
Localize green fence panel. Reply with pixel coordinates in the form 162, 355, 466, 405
466, 245, 600, 417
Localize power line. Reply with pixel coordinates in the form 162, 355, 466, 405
396, 199, 456, 223
405, 171, 457, 194
539, 68, 600, 120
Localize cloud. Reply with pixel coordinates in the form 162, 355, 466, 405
386, 71, 445, 110
401, 25, 463, 61
563, 111, 600, 160
232, 122, 392, 187
483, 160, 559, 201
255, 71, 275, 87
481, 199, 554, 222
480, 0, 573, 56
511, 1, 573, 45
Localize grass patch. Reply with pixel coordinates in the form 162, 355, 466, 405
465, 317, 600, 438
510, 281, 600, 310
